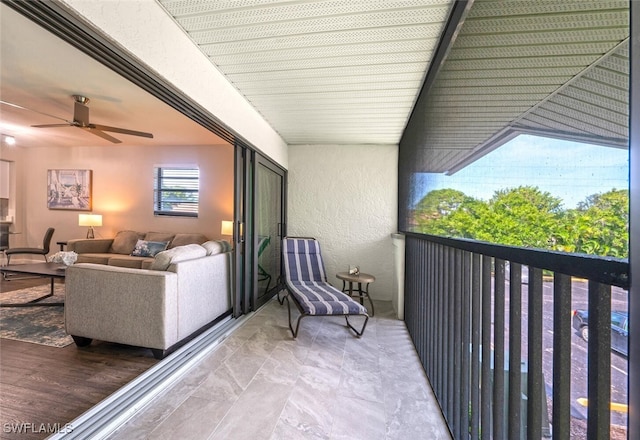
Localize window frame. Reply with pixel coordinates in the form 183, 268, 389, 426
153, 166, 200, 218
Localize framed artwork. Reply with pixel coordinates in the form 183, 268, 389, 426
47, 169, 92, 210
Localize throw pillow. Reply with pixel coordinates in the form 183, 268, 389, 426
201, 240, 232, 255
110, 230, 144, 254
130, 240, 169, 257
150, 244, 208, 271
170, 233, 208, 248
145, 231, 176, 243
201, 240, 223, 255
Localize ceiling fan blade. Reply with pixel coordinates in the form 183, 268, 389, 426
81, 127, 122, 144
1, 100, 69, 123
32, 123, 73, 128
91, 124, 154, 139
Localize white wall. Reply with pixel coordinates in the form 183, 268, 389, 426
287, 144, 398, 300
9, 143, 233, 252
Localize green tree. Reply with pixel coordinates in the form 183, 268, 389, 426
412, 186, 628, 258
426, 197, 491, 239
483, 186, 564, 249
565, 189, 629, 257
414, 188, 467, 222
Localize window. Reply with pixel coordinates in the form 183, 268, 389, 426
404, 136, 629, 258
153, 167, 199, 217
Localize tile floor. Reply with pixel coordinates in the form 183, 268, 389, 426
107, 299, 452, 439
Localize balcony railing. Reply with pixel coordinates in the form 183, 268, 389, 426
403, 232, 630, 440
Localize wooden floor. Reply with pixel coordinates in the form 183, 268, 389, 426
0, 276, 158, 440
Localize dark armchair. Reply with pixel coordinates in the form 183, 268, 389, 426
5, 227, 55, 264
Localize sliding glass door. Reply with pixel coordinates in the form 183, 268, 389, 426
233, 145, 286, 315
254, 155, 285, 309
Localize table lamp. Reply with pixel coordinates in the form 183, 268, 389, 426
221, 220, 233, 237
79, 214, 102, 239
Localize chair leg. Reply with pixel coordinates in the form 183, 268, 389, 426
284, 294, 305, 338
345, 315, 369, 337
71, 335, 92, 347
276, 285, 287, 305
366, 295, 375, 317
151, 349, 168, 360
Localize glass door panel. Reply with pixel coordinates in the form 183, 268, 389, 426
254, 156, 285, 309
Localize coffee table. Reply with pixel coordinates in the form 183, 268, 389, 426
0, 262, 66, 307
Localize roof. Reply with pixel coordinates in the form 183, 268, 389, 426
406, 0, 630, 173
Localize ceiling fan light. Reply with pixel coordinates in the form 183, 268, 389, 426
2, 134, 15, 145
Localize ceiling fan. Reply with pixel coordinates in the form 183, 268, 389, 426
30, 95, 153, 144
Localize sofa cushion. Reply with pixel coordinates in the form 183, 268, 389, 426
169, 233, 209, 249
110, 231, 144, 254
131, 239, 170, 257
145, 232, 176, 244
201, 240, 232, 255
76, 253, 112, 265
108, 255, 154, 269
150, 244, 208, 271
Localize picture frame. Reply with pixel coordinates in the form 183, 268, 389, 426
47, 169, 92, 211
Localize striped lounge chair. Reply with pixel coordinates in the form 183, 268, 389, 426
281, 237, 369, 338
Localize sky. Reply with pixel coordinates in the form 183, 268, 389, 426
412, 134, 629, 209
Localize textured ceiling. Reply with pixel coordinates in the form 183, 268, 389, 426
414, 0, 630, 173
157, 0, 629, 170
157, 0, 455, 145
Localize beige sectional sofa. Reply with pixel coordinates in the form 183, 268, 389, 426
67, 230, 211, 269
65, 239, 233, 359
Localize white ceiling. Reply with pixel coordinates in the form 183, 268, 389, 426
0, 3, 227, 150
156, 0, 456, 145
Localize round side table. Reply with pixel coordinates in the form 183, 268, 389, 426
336, 271, 375, 316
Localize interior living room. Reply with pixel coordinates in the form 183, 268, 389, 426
1, 1, 638, 439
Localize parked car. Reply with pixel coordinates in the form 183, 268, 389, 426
572, 309, 628, 356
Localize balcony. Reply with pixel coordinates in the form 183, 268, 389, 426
404, 233, 630, 439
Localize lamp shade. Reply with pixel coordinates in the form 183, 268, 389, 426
221, 220, 233, 236
78, 214, 102, 227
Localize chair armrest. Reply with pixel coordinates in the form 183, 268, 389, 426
67, 238, 113, 254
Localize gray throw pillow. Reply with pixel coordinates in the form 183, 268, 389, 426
130, 240, 169, 257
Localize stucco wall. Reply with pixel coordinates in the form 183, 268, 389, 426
6, 143, 233, 252
287, 144, 398, 300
